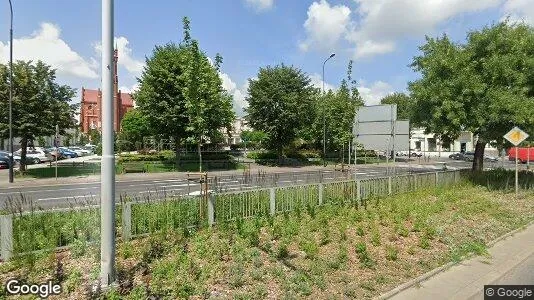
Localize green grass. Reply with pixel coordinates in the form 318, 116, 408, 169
16, 160, 242, 178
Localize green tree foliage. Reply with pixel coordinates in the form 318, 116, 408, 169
380, 92, 413, 120
409, 21, 534, 171
308, 60, 364, 153
245, 65, 318, 158
135, 17, 234, 169
240, 130, 268, 149
119, 109, 150, 151
0, 61, 77, 171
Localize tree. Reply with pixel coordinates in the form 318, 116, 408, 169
0, 61, 77, 171
241, 130, 268, 149
119, 109, 150, 150
305, 60, 364, 156
246, 65, 317, 159
380, 93, 412, 120
135, 17, 234, 169
409, 21, 534, 171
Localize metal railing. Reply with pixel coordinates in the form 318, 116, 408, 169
0, 170, 461, 260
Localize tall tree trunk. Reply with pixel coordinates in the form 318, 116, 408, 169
198, 137, 202, 172
19, 138, 28, 172
472, 140, 486, 172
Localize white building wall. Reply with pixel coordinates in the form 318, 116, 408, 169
409, 128, 498, 157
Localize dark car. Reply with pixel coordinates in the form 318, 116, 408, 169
449, 152, 465, 160
0, 151, 11, 169
463, 152, 475, 161
58, 147, 78, 159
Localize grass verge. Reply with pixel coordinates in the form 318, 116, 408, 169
1, 181, 533, 299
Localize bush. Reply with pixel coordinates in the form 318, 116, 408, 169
247, 151, 278, 160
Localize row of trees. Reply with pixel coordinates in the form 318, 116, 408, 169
244, 61, 363, 159
1, 19, 532, 172
0, 61, 78, 171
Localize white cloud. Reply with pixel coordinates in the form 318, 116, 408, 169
309, 73, 336, 92
0, 23, 98, 79
299, 0, 351, 52
245, 0, 274, 12
119, 83, 139, 94
348, 0, 502, 58
93, 36, 144, 76
357, 80, 394, 105
502, 0, 534, 25
300, 0, 503, 59
220, 72, 249, 117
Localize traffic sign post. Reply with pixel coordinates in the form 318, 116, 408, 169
55, 125, 59, 181
504, 127, 529, 195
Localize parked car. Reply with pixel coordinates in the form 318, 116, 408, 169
0, 151, 11, 169
484, 155, 499, 162
410, 150, 423, 157
463, 152, 475, 161
68, 146, 91, 156
58, 147, 78, 159
14, 147, 52, 164
449, 152, 466, 160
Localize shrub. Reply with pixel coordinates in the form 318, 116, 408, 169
385, 245, 398, 261
355, 242, 375, 268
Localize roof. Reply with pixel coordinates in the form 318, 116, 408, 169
81, 88, 134, 107
82, 88, 100, 104
120, 92, 134, 107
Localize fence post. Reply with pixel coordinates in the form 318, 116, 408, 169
318, 183, 323, 205
0, 215, 13, 261
356, 180, 361, 201
435, 172, 439, 186
413, 174, 417, 190
388, 176, 392, 195
208, 194, 215, 227
269, 188, 276, 216
122, 202, 132, 241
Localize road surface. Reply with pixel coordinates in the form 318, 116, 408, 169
0, 163, 465, 210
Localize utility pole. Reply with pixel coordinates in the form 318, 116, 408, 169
322, 53, 335, 167
8, 0, 14, 183
100, 0, 116, 286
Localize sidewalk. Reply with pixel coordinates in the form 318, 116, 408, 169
386, 222, 534, 299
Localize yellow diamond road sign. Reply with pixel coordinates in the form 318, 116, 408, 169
504, 126, 529, 146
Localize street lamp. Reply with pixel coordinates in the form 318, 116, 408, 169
8, 0, 14, 183
322, 53, 335, 167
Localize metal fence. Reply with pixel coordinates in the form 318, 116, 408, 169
0, 170, 461, 260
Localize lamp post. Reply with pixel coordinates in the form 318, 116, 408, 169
322, 53, 335, 167
8, 0, 14, 183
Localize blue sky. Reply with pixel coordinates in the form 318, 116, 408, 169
1, 0, 532, 116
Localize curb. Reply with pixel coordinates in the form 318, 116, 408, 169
377, 218, 534, 299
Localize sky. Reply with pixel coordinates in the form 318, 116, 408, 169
1, 0, 533, 117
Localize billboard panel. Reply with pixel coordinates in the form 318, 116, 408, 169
356, 104, 397, 122
355, 120, 409, 136
353, 134, 410, 151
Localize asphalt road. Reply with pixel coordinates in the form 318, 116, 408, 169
0, 163, 463, 210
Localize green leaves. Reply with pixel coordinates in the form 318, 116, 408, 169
0, 60, 76, 141
245, 65, 317, 156
135, 18, 234, 150
409, 21, 534, 156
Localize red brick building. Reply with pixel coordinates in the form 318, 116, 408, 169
80, 49, 134, 133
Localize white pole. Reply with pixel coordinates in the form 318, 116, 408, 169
100, 0, 116, 286
515, 146, 518, 195
55, 124, 58, 180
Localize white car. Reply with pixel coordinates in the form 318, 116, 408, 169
68, 146, 91, 156
14, 147, 52, 164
